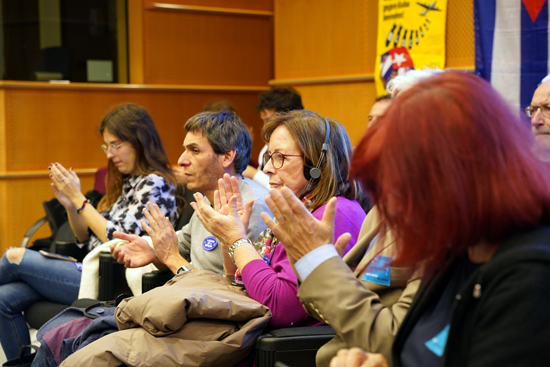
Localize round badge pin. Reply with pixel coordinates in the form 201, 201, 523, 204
202, 236, 218, 251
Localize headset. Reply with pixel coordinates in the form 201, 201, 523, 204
299, 118, 331, 198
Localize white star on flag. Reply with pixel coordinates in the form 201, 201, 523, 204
393, 53, 407, 67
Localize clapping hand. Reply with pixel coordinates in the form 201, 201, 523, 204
49, 162, 84, 209
111, 232, 156, 268
191, 174, 254, 247
215, 174, 254, 229
140, 202, 181, 270
261, 187, 351, 265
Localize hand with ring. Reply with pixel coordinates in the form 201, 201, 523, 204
49, 162, 85, 210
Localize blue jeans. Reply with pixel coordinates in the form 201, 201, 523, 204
0, 249, 81, 360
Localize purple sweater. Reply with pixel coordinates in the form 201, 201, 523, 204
241, 196, 366, 329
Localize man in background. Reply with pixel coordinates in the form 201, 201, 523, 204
243, 87, 304, 189
528, 76, 550, 162
368, 95, 392, 126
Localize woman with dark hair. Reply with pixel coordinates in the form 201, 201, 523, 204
191, 110, 367, 330
0, 103, 179, 360
271, 72, 550, 367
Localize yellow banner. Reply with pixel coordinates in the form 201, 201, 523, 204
375, 0, 448, 96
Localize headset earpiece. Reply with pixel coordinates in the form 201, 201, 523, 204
304, 165, 321, 180
299, 118, 331, 198
303, 158, 321, 181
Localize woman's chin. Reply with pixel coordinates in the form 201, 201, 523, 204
117, 166, 134, 175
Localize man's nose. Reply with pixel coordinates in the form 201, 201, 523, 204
178, 151, 190, 166
532, 108, 545, 127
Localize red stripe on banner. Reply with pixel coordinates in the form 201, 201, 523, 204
522, 0, 547, 22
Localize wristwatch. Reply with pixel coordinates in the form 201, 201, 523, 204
176, 264, 195, 274
228, 238, 252, 264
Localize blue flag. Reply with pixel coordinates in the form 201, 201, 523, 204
475, 0, 550, 111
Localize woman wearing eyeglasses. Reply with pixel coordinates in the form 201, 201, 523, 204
191, 110, 367, 331
0, 103, 179, 361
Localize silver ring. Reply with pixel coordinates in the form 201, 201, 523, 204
60, 177, 66, 182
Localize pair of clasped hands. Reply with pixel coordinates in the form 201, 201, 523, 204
49, 162, 86, 210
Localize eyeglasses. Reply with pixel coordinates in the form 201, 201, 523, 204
262, 151, 302, 169
101, 142, 124, 154
525, 104, 550, 117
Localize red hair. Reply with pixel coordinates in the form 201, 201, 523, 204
352, 71, 550, 274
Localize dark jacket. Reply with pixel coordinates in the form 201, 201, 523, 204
34, 305, 118, 367
392, 227, 550, 367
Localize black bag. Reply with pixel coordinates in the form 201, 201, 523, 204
2, 345, 38, 367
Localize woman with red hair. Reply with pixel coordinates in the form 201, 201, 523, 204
265, 71, 550, 367
336, 71, 550, 367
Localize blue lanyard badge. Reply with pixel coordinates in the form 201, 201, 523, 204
425, 324, 450, 357
362, 255, 392, 286
202, 236, 218, 251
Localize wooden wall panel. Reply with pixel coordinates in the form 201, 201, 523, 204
128, 0, 144, 84
1, 84, 267, 172
274, 0, 376, 79
295, 82, 373, 146
142, 6, 273, 86
0, 180, 7, 252
0, 90, 5, 172
4, 89, 107, 171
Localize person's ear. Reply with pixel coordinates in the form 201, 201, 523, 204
221, 149, 236, 168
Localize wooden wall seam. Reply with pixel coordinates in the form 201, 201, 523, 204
0, 169, 97, 178
0, 89, 5, 173
0, 81, 269, 92
129, 0, 144, 84
270, 74, 374, 86
146, 3, 274, 17
268, 67, 476, 86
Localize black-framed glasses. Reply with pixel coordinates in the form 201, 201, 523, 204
101, 142, 124, 154
262, 151, 302, 169
525, 104, 550, 118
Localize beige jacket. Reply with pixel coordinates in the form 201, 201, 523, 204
61, 270, 271, 367
298, 208, 421, 367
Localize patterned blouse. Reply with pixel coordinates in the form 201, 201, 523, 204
83, 173, 178, 251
